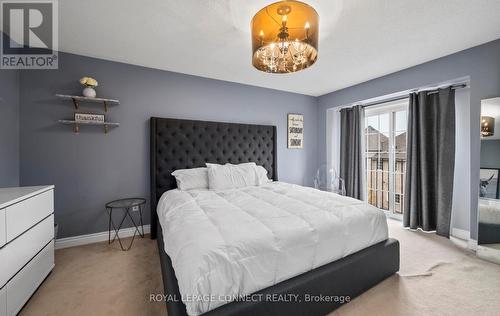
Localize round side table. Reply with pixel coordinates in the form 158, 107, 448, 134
105, 198, 146, 251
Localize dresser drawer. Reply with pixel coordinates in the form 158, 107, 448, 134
0, 208, 5, 248
6, 189, 53, 242
6, 241, 54, 316
0, 214, 54, 288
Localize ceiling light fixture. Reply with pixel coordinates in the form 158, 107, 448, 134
251, 0, 319, 74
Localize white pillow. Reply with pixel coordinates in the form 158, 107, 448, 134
206, 163, 257, 190
255, 165, 272, 185
171, 167, 208, 190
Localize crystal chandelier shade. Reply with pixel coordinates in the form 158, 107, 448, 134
251, 1, 319, 73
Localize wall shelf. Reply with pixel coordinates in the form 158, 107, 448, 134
58, 119, 120, 134
55, 94, 119, 112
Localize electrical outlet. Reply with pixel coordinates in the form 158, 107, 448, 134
132, 205, 139, 212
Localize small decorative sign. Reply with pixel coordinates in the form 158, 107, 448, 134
74, 112, 105, 123
287, 113, 304, 149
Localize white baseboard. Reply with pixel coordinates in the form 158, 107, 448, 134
451, 228, 470, 240
468, 239, 478, 251
449, 228, 478, 251
55, 225, 151, 250
450, 236, 469, 250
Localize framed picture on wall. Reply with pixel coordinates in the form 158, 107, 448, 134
287, 113, 304, 149
480, 168, 500, 199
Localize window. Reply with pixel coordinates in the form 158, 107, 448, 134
395, 194, 401, 204
365, 100, 408, 216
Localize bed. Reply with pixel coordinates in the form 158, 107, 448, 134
478, 199, 500, 244
150, 117, 399, 316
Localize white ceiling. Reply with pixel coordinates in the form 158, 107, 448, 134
58, 0, 500, 96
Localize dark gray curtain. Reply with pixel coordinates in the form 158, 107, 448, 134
404, 88, 455, 237
340, 105, 365, 199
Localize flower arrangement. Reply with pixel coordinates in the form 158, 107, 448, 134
79, 76, 98, 88
79, 76, 98, 98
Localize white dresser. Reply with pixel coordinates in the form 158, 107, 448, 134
0, 186, 55, 316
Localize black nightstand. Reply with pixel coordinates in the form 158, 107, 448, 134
105, 198, 146, 251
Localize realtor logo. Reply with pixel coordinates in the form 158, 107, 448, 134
1, 0, 58, 69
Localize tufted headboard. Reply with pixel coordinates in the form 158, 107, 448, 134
150, 117, 278, 239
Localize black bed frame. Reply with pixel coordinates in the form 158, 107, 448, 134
150, 117, 400, 316
478, 222, 500, 244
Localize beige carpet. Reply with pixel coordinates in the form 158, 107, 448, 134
20, 219, 500, 316
330, 220, 500, 316
20, 236, 166, 316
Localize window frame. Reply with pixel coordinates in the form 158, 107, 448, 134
364, 99, 408, 219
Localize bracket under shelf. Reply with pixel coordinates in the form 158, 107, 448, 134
58, 120, 120, 134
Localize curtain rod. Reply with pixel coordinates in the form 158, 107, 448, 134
423, 83, 467, 95
331, 83, 468, 111
361, 83, 467, 108
361, 96, 407, 108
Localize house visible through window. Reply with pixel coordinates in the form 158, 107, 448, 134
365, 100, 408, 216
395, 194, 401, 204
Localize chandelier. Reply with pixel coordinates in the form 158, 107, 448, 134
251, 1, 319, 73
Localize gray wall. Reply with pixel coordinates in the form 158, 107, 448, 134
19, 52, 318, 238
318, 39, 500, 240
0, 70, 20, 187
11, 39, 500, 239
480, 140, 500, 168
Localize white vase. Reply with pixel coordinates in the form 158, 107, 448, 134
82, 87, 96, 98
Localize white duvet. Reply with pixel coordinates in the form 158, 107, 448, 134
157, 182, 388, 315
479, 199, 500, 225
